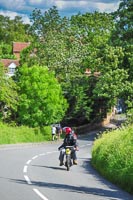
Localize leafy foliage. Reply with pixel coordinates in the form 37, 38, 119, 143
0, 43, 16, 59
0, 15, 31, 44
92, 125, 133, 194
0, 15, 32, 59
21, 7, 123, 125
0, 2, 133, 126
0, 122, 52, 144
16, 65, 68, 127
111, 0, 133, 113
0, 63, 18, 121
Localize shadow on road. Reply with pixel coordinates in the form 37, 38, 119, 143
1, 175, 131, 200
32, 164, 66, 171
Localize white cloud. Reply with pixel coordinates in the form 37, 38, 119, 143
95, 2, 120, 13
29, 0, 43, 3
53, 0, 120, 17
55, 0, 119, 13
28, 0, 54, 7
0, 10, 17, 19
0, 10, 30, 24
55, 1, 89, 10
0, 0, 120, 23
21, 14, 31, 24
0, 0, 26, 9
0, 0, 120, 11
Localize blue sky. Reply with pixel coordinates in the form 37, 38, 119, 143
0, 0, 120, 24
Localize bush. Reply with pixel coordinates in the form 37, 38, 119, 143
0, 122, 52, 144
91, 125, 133, 194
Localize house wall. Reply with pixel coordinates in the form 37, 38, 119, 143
14, 52, 20, 59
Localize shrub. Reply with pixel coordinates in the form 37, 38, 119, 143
0, 122, 52, 144
91, 125, 133, 194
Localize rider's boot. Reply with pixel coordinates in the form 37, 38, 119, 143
73, 160, 78, 165
59, 160, 64, 166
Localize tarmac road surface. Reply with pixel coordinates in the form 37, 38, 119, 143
0, 130, 132, 200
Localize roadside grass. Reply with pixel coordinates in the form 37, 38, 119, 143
0, 122, 52, 144
91, 124, 133, 194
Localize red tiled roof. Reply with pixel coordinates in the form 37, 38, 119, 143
0, 59, 20, 67
13, 42, 30, 53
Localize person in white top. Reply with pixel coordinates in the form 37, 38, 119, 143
51, 125, 56, 141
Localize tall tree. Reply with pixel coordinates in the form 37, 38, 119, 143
21, 8, 127, 125
112, 0, 133, 79
0, 63, 18, 121
0, 15, 32, 44
0, 14, 33, 59
111, 0, 133, 112
16, 64, 68, 127
112, 0, 133, 45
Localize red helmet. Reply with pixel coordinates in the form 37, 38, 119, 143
65, 127, 72, 134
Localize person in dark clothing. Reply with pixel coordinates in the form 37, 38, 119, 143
56, 123, 62, 140
58, 127, 79, 166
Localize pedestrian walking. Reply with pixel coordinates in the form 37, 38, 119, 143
56, 123, 62, 140
51, 125, 56, 141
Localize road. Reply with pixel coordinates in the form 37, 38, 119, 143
0, 132, 132, 200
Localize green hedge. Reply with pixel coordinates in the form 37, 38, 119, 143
91, 125, 133, 194
0, 122, 52, 144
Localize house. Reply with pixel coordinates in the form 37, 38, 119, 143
0, 42, 30, 76
13, 42, 30, 59
0, 59, 19, 77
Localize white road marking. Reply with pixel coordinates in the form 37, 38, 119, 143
24, 175, 32, 185
39, 153, 46, 156
24, 145, 90, 199
51, 150, 58, 153
26, 159, 32, 165
33, 188, 49, 200
23, 150, 58, 199
80, 143, 91, 148
23, 165, 28, 173
32, 155, 38, 159
86, 143, 91, 146
45, 152, 51, 154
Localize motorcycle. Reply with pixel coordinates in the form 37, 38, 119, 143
64, 146, 75, 171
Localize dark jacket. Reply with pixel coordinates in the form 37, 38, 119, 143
59, 132, 78, 149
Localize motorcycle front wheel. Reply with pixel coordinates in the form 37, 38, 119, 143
66, 156, 71, 171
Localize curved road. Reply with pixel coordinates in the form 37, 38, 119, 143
0, 132, 132, 200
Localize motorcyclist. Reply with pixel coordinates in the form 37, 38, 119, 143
58, 127, 79, 166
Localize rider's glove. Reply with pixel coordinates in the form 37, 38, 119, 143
75, 146, 79, 151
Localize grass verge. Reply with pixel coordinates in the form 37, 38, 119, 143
0, 122, 52, 144
91, 124, 133, 194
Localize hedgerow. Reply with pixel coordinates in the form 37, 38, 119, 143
91, 125, 133, 194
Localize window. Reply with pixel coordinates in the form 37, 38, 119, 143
8, 67, 15, 74
8, 63, 16, 76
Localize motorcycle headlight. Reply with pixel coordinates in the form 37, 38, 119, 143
66, 148, 71, 154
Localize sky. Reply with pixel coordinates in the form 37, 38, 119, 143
0, 0, 121, 24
